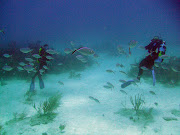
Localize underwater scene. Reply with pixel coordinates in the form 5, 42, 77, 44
0, 0, 180, 135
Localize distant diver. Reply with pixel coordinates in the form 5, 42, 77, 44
137, 36, 166, 86
30, 44, 52, 91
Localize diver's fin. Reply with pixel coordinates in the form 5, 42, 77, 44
39, 79, 44, 89
121, 80, 134, 88
30, 81, 35, 91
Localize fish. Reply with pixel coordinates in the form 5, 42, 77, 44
116, 63, 124, 68
72, 47, 95, 56
46, 56, 54, 60
39, 69, 45, 74
130, 64, 138, 68
46, 49, 57, 54
32, 54, 41, 59
107, 82, 114, 89
154, 102, 158, 106
117, 45, 125, 54
23, 65, 34, 72
120, 90, 127, 95
3, 54, 12, 58
58, 63, 63, 66
81, 59, 87, 63
163, 117, 178, 121
171, 66, 180, 72
17, 66, 24, 71
119, 80, 126, 83
25, 58, 34, 62
93, 54, 99, 58
149, 91, 156, 95
43, 65, 48, 70
64, 48, 72, 54
140, 66, 149, 70
58, 81, 64, 85
138, 45, 145, 50
121, 80, 135, 88
29, 62, 34, 66
76, 55, 86, 61
119, 71, 127, 75
128, 40, 138, 55
159, 55, 170, 59
89, 96, 100, 103
106, 70, 115, 74
19, 62, 26, 66
2, 65, 13, 71
103, 85, 112, 89
161, 64, 169, 70
20, 48, 33, 53
70, 41, 75, 47
154, 63, 160, 68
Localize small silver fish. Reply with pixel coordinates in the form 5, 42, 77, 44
46, 49, 57, 54
116, 63, 124, 68
58, 63, 63, 66
159, 55, 170, 59
76, 55, 85, 61
32, 54, 41, 59
149, 91, 156, 95
20, 48, 33, 53
3, 54, 12, 58
103, 85, 112, 89
130, 64, 138, 68
29, 63, 34, 66
138, 45, 145, 50
171, 66, 180, 72
72, 47, 95, 56
89, 96, 100, 103
43, 65, 48, 70
107, 82, 114, 88
140, 66, 149, 70
106, 70, 115, 74
19, 62, 26, 66
117, 45, 125, 54
58, 81, 64, 85
17, 66, 24, 71
39, 69, 45, 74
120, 90, 127, 95
46, 56, 54, 60
25, 58, 34, 62
2, 65, 13, 71
93, 54, 99, 58
24, 65, 34, 72
64, 48, 72, 54
119, 71, 127, 75
154, 102, 158, 106
119, 80, 126, 83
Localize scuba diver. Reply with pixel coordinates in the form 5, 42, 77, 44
30, 44, 51, 91
137, 36, 166, 86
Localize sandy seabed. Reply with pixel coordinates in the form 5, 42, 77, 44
0, 53, 179, 135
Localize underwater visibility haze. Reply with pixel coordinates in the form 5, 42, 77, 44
0, 0, 180, 134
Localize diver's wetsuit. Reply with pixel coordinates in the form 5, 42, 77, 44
30, 46, 51, 91
137, 38, 166, 80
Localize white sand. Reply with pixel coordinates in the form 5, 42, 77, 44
0, 52, 179, 135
